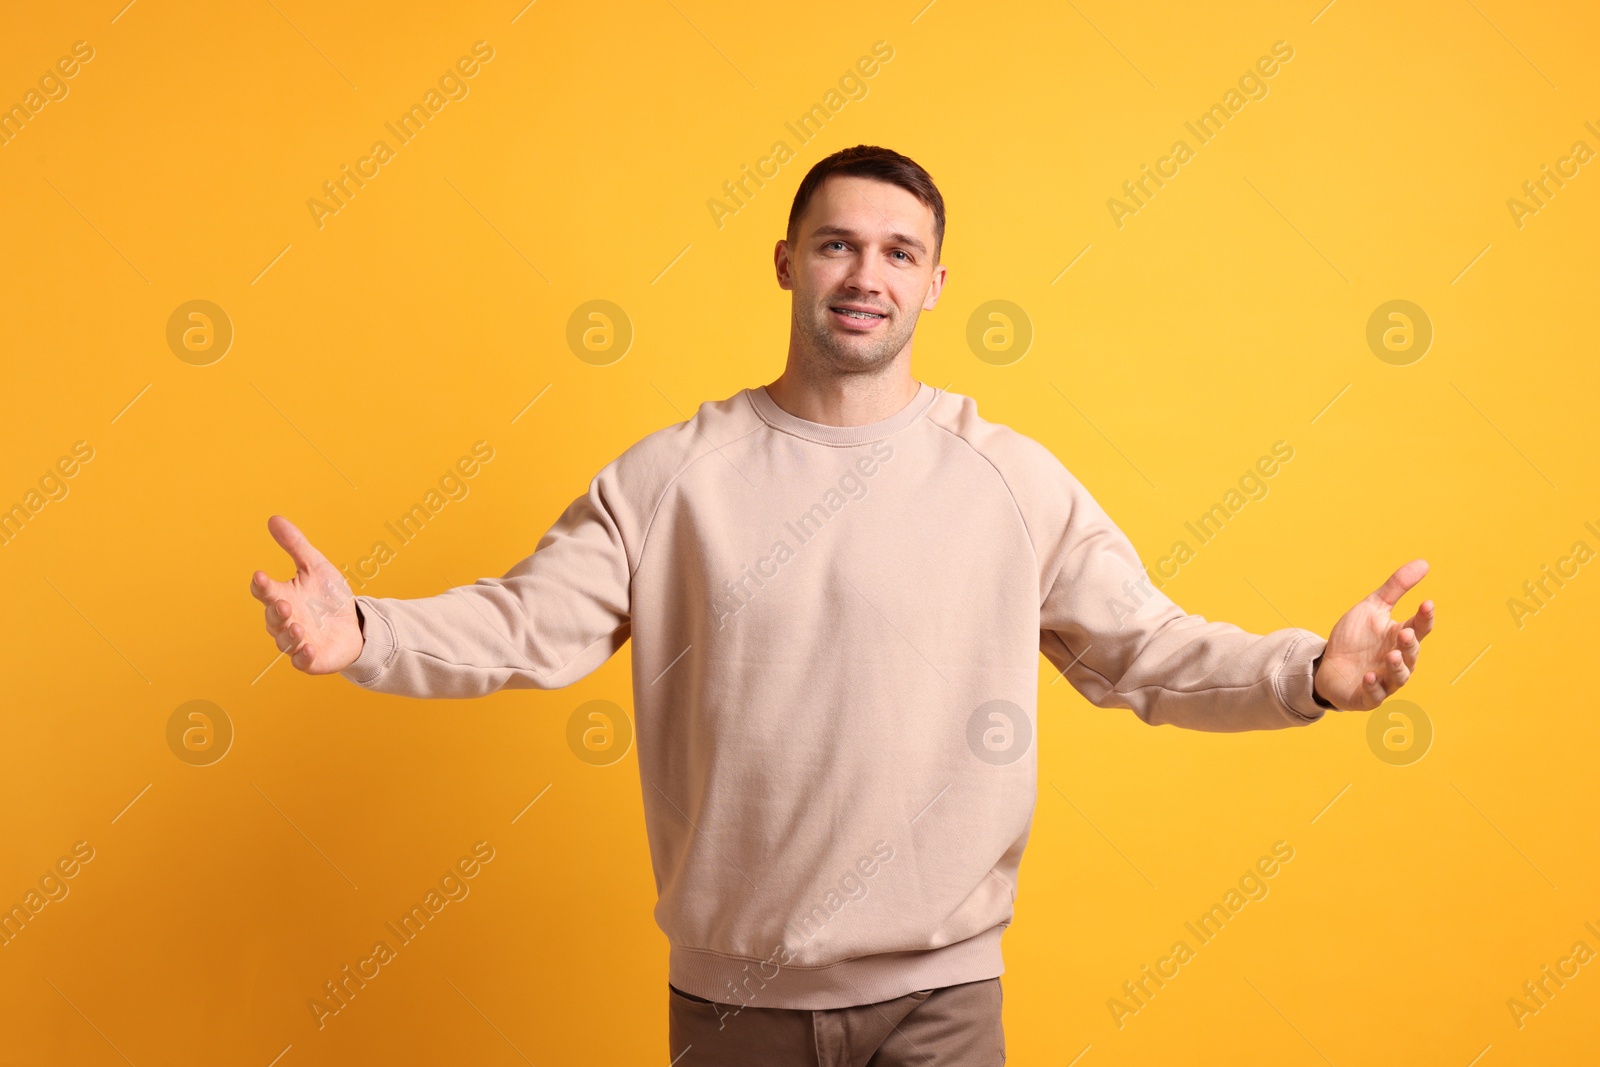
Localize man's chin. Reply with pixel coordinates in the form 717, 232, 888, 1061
802, 315, 910, 366
815, 341, 902, 370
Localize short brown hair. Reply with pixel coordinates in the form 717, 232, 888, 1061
786, 145, 946, 261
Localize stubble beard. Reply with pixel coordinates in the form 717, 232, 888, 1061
797, 298, 919, 376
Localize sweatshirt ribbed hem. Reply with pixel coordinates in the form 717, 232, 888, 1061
340, 596, 397, 685
666, 925, 1006, 1011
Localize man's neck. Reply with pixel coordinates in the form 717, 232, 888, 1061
763, 360, 921, 428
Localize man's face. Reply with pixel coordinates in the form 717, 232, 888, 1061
776, 175, 946, 374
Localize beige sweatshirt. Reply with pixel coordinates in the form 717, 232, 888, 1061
339, 381, 1332, 1010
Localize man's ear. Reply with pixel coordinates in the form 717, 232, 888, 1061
774, 239, 794, 290
921, 263, 948, 311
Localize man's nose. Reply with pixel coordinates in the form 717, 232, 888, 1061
841, 253, 885, 297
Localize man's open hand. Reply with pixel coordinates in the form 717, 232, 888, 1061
1313, 558, 1435, 712
250, 515, 363, 675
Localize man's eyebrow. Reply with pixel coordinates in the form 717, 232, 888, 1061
809, 225, 927, 255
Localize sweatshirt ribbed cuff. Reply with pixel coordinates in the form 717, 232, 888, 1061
340, 596, 396, 686
1274, 631, 1331, 723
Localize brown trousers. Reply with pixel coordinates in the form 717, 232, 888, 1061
668, 977, 1005, 1066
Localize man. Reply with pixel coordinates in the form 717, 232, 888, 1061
251, 145, 1434, 1065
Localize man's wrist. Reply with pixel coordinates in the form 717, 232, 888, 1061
1311, 652, 1337, 710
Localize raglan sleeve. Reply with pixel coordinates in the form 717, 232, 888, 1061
336, 463, 635, 700
1035, 455, 1330, 731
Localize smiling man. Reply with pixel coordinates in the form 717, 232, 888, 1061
251, 145, 1435, 1065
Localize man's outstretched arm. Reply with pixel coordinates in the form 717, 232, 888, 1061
1038, 467, 1434, 730
249, 471, 634, 699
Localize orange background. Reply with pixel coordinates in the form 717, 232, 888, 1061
2, 0, 1596, 1063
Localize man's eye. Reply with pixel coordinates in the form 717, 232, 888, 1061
891, 250, 910, 262
825, 240, 847, 251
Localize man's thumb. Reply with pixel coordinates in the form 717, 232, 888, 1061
268, 515, 327, 572
1371, 558, 1429, 608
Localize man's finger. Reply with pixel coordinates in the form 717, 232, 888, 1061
1371, 558, 1429, 609
1398, 627, 1421, 671
268, 515, 328, 574
1401, 600, 1436, 642
1383, 649, 1412, 693
251, 570, 289, 605
276, 622, 308, 656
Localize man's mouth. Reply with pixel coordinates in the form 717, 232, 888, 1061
829, 304, 888, 325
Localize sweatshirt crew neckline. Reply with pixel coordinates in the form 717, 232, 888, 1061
748, 380, 938, 445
